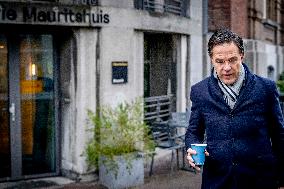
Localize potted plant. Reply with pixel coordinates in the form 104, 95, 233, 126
85, 98, 155, 189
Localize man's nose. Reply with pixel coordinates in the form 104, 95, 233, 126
223, 63, 231, 71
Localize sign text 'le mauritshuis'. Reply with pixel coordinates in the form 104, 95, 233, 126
0, 3, 110, 26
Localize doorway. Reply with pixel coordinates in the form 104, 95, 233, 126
144, 33, 177, 110
0, 33, 58, 180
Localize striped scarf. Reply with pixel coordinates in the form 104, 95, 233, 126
213, 64, 246, 109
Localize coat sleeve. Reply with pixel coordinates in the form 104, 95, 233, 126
268, 82, 284, 186
185, 86, 205, 150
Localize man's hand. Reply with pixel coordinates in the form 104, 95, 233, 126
186, 148, 209, 171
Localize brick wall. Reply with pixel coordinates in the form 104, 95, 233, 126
208, 0, 248, 38
281, 2, 284, 45
231, 0, 248, 38
208, 0, 231, 31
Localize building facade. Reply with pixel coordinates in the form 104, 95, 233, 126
0, 0, 204, 181
208, 0, 284, 81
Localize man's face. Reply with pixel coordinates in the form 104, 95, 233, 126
211, 42, 244, 85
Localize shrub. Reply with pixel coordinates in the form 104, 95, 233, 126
85, 98, 155, 178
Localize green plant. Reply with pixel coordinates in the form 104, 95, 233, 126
85, 98, 155, 178
277, 80, 284, 93
277, 72, 284, 93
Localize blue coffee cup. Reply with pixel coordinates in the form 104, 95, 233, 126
191, 144, 207, 165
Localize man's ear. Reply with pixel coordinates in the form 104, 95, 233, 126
210, 57, 214, 65
241, 54, 245, 61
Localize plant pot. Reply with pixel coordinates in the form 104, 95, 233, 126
99, 153, 144, 189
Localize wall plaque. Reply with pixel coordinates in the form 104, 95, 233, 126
112, 62, 128, 84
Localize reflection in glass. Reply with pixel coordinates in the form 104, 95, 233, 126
20, 35, 55, 175
0, 35, 10, 178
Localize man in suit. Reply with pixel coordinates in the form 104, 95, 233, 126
185, 28, 284, 189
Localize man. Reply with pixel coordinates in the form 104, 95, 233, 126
185, 28, 284, 189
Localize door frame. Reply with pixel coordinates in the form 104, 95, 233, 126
8, 34, 22, 180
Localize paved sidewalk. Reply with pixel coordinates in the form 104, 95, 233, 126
48, 171, 201, 189
0, 148, 202, 189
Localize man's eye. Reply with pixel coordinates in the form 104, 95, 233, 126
216, 60, 224, 64
228, 58, 238, 63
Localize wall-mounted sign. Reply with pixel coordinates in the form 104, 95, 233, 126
112, 62, 128, 84
0, 2, 110, 27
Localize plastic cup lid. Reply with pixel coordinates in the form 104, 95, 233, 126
191, 144, 207, 147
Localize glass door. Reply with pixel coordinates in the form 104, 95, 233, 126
0, 35, 10, 178
0, 33, 58, 180
20, 35, 56, 175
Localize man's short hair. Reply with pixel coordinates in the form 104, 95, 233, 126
208, 28, 244, 57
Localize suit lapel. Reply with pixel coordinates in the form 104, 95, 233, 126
231, 64, 256, 113
208, 75, 231, 112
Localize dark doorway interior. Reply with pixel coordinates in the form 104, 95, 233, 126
144, 33, 177, 99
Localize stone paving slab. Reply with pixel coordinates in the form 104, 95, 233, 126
0, 148, 202, 189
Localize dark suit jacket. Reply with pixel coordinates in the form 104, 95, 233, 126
185, 64, 284, 189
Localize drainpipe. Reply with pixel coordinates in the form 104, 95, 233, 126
96, 28, 101, 115
202, 0, 208, 78
95, 28, 101, 145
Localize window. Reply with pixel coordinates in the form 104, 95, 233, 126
135, 0, 189, 17
267, 65, 275, 80
72, 0, 98, 5
34, 0, 98, 5
32, 0, 58, 2
266, 0, 277, 21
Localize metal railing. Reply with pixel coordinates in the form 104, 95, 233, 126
135, 0, 188, 17
144, 95, 174, 123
